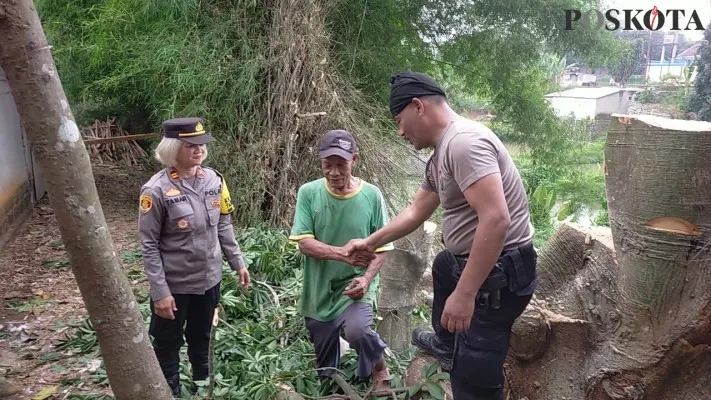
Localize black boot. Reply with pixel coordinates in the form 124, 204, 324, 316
155, 347, 182, 397
166, 373, 181, 397
189, 362, 209, 395
412, 327, 454, 371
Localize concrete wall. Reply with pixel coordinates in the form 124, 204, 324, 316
646, 61, 698, 83
595, 90, 635, 116
547, 89, 638, 120
547, 96, 597, 119
0, 67, 45, 248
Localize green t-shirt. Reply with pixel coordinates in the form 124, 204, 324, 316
289, 178, 394, 322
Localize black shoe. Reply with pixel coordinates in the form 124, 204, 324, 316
166, 373, 181, 397
191, 368, 209, 395
411, 328, 453, 371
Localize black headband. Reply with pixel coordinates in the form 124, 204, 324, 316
389, 71, 446, 117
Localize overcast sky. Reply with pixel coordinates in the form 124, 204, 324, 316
604, 0, 711, 40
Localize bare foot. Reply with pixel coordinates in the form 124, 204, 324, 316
371, 360, 392, 395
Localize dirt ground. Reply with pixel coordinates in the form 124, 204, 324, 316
0, 157, 440, 399
0, 161, 154, 399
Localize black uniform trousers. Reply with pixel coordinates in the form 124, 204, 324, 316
431, 246, 536, 400
149, 282, 220, 396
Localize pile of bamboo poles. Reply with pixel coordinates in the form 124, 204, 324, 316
84, 118, 152, 166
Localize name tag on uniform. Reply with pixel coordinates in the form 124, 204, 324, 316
166, 195, 188, 206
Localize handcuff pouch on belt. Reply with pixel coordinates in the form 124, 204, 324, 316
452, 243, 536, 311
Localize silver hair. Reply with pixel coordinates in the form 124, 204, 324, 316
154, 138, 209, 168
154, 138, 183, 167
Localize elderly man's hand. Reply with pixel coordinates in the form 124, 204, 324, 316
343, 276, 371, 299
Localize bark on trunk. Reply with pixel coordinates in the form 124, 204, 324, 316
377, 222, 436, 352
0, 2, 172, 399
505, 115, 711, 399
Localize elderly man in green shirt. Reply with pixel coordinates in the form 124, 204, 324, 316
289, 129, 394, 393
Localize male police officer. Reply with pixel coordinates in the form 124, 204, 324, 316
346, 72, 536, 399
138, 117, 250, 397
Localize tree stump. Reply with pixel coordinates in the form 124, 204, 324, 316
377, 221, 437, 352
505, 114, 711, 399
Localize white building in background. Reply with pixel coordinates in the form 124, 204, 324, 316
544, 87, 642, 120
0, 66, 46, 249
646, 43, 700, 83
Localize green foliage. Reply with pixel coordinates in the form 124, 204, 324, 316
405, 362, 450, 400
609, 39, 645, 85
41, 258, 71, 270
636, 87, 658, 103
594, 198, 610, 227
526, 185, 558, 248
325, 0, 434, 105
37, 0, 279, 225
6, 298, 51, 313
38, 0, 623, 229
687, 26, 711, 120
120, 248, 142, 264
52, 227, 418, 399
616, 31, 694, 63
38, 0, 267, 133
514, 134, 607, 246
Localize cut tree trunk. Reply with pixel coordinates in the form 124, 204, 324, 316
377, 221, 436, 352
0, 1, 172, 399
504, 115, 711, 399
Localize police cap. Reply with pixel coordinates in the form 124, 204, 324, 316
161, 117, 216, 145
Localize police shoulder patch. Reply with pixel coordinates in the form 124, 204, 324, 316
140, 194, 153, 214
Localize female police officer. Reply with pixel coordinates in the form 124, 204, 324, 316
138, 117, 250, 397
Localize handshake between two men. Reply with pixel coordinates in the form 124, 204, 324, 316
337, 238, 380, 300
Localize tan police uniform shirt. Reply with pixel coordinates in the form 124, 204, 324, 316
422, 119, 534, 256
138, 166, 247, 301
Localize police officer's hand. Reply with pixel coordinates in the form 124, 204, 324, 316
441, 289, 475, 333
154, 296, 178, 320
238, 268, 251, 289
341, 240, 376, 267
337, 245, 375, 267
343, 276, 370, 299
344, 238, 376, 254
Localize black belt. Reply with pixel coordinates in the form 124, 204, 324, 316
453, 242, 536, 293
